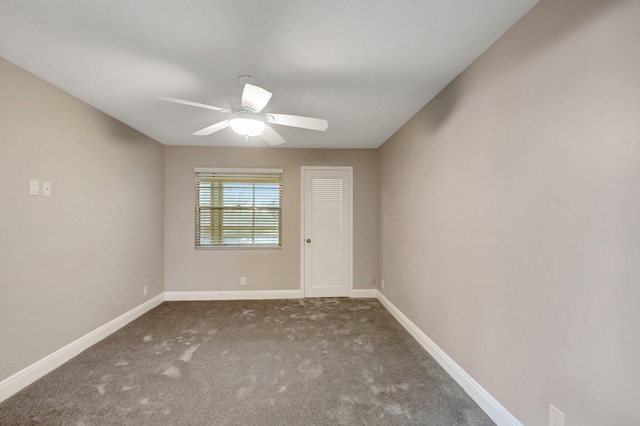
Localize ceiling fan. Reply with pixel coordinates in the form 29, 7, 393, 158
158, 77, 328, 146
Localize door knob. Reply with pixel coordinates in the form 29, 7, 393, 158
306, 238, 311, 243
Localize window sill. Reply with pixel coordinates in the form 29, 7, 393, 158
195, 245, 282, 250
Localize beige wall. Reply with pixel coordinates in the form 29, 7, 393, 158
378, 0, 640, 424
0, 58, 165, 382
165, 146, 377, 292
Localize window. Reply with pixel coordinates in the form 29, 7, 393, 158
195, 168, 282, 248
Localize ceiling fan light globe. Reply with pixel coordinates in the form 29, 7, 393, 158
229, 118, 265, 137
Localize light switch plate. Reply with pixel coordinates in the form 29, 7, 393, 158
43, 181, 51, 196
30, 180, 39, 196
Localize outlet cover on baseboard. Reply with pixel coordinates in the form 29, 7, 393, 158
549, 404, 564, 426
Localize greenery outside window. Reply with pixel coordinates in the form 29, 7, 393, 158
195, 168, 282, 248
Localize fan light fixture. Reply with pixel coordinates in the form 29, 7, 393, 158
157, 77, 328, 146
229, 118, 265, 137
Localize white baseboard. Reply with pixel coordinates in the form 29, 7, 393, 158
0, 294, 164, 404
166, 289, 378, 301
350, 288, 378, 298
164, 289, 303, 301
376, 291, 522, 426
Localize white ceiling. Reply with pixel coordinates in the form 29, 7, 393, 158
0, 0, 537, 149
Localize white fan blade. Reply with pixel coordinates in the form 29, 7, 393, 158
242, 84, 273, 113
260, 125, 286, 146
266, 113, 328, 131
193, 120, 230, 136
157, 96, 231, 113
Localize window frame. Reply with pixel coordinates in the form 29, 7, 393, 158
194, 167, 283, 250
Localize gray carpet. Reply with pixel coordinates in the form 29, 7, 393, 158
0, 298, 494, 425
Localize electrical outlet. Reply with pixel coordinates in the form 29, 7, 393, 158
43, 181, 51, 196
549, 405, 564, 426
240, 276, 247, 286
143, 286, 148, 296
370, 278, 376, 287
381, 279, 385, 289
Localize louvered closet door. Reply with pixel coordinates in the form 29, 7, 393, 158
302, 168, 352, 297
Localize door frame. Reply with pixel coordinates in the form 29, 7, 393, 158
300, 166, 354, 297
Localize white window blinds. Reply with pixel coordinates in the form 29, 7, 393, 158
194, 168, 282, 248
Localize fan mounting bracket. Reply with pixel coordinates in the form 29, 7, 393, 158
237, 75, 258, 87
